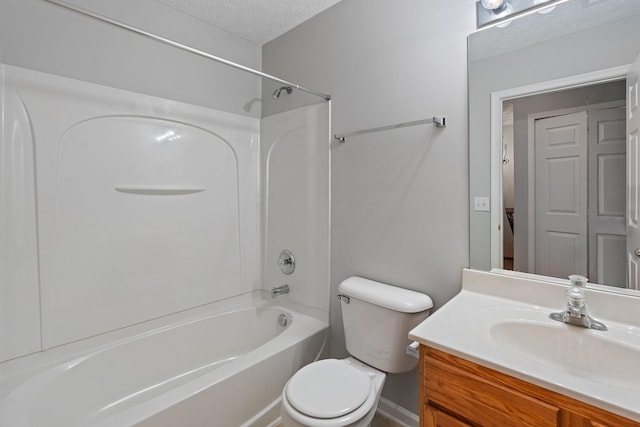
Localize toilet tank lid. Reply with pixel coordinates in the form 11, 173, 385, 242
338, 276, 433, 313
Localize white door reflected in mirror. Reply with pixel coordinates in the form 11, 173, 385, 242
498, 80, 629, 288
626, 52, 640, 290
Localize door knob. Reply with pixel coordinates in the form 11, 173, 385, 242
635, 248, 640, 258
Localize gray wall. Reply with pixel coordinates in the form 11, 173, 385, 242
0, 0, 262, 117
263, 0, 475, 413
469, 13, 640, 270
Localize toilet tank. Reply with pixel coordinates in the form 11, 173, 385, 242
338, 277, 433, 374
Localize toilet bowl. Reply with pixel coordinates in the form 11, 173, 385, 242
280, 358, 385, 427
280, 276, 433, 427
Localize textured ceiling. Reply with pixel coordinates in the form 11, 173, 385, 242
469, 0, 640, 62
153, 0, 343, 45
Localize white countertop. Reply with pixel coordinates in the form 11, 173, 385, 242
409, 269, 640, 422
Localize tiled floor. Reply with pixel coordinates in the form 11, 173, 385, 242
371, 411, 405, 427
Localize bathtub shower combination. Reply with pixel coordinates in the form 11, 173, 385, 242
0, 301, 326, 427
0, 52, 330, 426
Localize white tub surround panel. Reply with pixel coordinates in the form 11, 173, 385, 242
0, 65, 42, 362
261, 103, 331, 319
2, 65, 260, 352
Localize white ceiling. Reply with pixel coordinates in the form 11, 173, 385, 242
153, 0, 343, 45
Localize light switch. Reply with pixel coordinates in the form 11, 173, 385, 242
474, 196, 490, 212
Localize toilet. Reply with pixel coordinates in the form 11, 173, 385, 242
281, 276, 433, 427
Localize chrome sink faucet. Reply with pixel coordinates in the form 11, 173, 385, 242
271, 284, 290, 298
549, 275, 607, 331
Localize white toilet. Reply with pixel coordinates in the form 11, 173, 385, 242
281, 276, 433, 427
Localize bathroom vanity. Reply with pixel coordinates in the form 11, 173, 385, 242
409, 269, 640, 427
419, 346, 636, 426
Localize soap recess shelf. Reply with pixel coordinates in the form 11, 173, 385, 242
115, 186, 206, 195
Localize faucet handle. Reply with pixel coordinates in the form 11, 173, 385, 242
566, 274, 588, 308
566, 286, 586, 307
569, 274, 588, 288
278, 250, 296, 275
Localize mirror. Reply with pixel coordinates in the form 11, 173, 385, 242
468, 0, 640, 294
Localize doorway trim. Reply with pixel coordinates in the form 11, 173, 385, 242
489, 64, 631, 269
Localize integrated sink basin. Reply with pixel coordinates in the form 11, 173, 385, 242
409, 269, 640, 422
490, 319, 640, 392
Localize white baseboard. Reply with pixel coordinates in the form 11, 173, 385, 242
376, 397, 419, 427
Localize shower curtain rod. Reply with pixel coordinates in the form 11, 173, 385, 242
44, 0, 332, 101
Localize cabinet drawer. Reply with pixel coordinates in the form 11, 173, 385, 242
424, 355, 559, 427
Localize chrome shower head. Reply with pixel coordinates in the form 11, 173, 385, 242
272, 86, 293, 100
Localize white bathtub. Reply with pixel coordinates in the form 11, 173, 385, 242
0, 298, 328, 427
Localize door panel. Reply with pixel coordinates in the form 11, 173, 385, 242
596, 234, 627, 286
535, 112, 588, 277
588, 106, 626, 287
628, 52, 640, 290
543, 231, 581, 278
548, 157, 580, 213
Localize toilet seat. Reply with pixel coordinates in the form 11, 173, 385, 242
281, 359, 378, 427
286, 359, 371, 419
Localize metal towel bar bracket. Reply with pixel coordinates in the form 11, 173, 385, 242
334, 116, 446, 143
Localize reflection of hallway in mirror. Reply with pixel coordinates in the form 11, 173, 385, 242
503, 208, 515, 270
501, 80, 627, 286
503, 257, 514, 270
502, 103, 515, 271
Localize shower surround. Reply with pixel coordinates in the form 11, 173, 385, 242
0, 62, 330, 425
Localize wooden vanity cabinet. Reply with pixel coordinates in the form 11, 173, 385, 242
419, 346, 639, 427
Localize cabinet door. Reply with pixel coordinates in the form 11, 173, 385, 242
421, 347, 640, 427
561, 412, 637, 427
424, 355, 559, 426
424, 405, 471, 427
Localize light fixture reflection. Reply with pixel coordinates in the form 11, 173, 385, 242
477, 0, 569, 29
155, 130, 181, 142
534, 0, 556, 13
481, 0, 507, 12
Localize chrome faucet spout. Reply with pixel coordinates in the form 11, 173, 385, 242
549, 275, 607, 331
549, 310, 607, 331
271, 284, 290, 298
568, 304, 583, 318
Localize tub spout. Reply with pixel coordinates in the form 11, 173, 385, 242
271, 284, 289, 298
